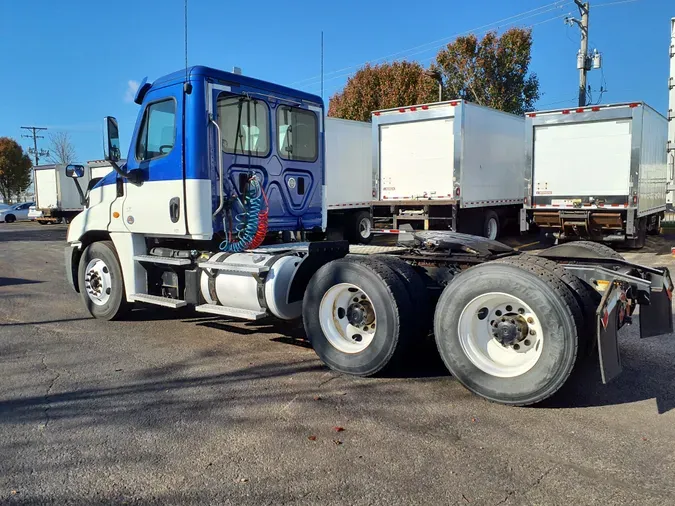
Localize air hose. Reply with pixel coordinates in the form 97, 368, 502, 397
219, 175, 269, 252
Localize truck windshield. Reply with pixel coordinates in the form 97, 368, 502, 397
217, 95, 270, 157
277, 106, 318, 162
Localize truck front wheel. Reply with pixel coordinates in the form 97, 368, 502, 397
434, 262, 581, 405
77, 241, 130, 320
303, 256, 413, 376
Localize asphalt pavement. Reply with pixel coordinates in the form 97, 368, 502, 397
1, 222, 674, 505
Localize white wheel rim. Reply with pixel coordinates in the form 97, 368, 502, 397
84, 258, 112, 306
486, 218, 498, 240
358, 217, 372, 239
319, 283, 377, 353
457, 292, 544, 378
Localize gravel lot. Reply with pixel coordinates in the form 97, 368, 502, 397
1, 222, 674, 505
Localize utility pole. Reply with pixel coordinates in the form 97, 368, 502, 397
565, 1, 599, 107
20, 126, 49, 166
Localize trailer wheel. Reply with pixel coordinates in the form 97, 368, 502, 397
303, 256, 413, 376
542, 240, 624, 260
497, 254, 598, 357
365, 255, 431, 338
346, 210, 373, 244
434, 262, 581, 405
483, 210, 500, 240
77, 241, 130, 321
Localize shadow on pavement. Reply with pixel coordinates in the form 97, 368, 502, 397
0, 227, 67, 243
0, 277, 42, 287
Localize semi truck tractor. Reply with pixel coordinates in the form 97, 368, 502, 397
521, 102, 668, 247
64, 65, 672, 406
370, 100, 526, 240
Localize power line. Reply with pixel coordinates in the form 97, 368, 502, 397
594, 0, 640, 7
20, 126, 49, 166
303, 10, 570, 93
290, 0, 572, 87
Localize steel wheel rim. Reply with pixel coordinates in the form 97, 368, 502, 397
457, 292, 543, 378
486, 217, 498, 240
358, 217, 372, 239
84, 258, 112, 306
319, 283, 377, 353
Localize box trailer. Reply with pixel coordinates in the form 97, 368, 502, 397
324, 117, 374, 243
522, 102, 668, 247
34, 164, 92, 224
371, 100, 525, 239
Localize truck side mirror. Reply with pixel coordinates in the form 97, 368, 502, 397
103, 116, 121, 162
66, 164, 85, 178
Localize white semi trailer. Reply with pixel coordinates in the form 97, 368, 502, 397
668, 17, 675, 207
370, 100, 525, 240
324, 117, 373, 243
63, 65, 672, 407
521, 102, 668, 247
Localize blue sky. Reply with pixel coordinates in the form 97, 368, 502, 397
0, 0, 671, 163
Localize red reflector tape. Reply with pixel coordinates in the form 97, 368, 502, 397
562, 109, 570, 114
576, 108, 585, 113
527, 113, 536, 117
373, 112, 381, 116
601, 309, 609, 330
591, 106, 600, 111
629, 103, 639, 108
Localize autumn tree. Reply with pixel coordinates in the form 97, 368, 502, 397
0, 137, 32, 203
47, 131, 77, 165
328, 61, 438, 122
435, 27, 539, 115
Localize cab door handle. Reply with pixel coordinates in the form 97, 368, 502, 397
169, 197, 180, 223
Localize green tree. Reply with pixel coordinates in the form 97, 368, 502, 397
435, 28, 540, 115
328, 61, 438, 122
0, 137, 32, 203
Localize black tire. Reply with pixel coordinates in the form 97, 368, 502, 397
303, 256, 414, 376
366, 255, 431, 339
483, 210, 500, 240
77, 241, 130, 321
497, 254, 599, 358
434, 262, 581, 405
4, 214, 16, 223
346, 210, 373, 244
541, 240, 624, 260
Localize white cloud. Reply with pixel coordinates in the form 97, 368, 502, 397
124, 80, 140, 103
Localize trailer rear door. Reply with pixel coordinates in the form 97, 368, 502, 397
533, 119, 632, 199
379, 118, 454, 200
35, 168, 57, 209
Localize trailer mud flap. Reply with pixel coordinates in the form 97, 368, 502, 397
596, 283, 625, 384
639, 269, 673, 339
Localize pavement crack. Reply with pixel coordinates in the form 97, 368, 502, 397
493, 467, 554, 505
40, 356, 60, 429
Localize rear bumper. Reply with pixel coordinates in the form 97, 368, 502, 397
530, 209, 627, 239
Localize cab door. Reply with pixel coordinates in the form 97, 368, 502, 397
121, 84, 186, 236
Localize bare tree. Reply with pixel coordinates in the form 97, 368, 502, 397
47, 131, 77, 165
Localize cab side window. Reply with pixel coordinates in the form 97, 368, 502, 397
136, 99, 176, 161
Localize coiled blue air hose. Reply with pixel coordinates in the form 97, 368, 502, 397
219, 177, 264, 253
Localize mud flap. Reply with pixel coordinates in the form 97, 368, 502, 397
639, 269, 673, 338
596, 283, 626, 384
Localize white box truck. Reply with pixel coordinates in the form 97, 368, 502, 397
324, 117, 374, 243
34, 164, 91, 224
371, 100, 525, 239
33, 160, 117, 224
522, 102, 668, 248
667, 18, 675, 207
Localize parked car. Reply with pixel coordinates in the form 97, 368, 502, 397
28, 205, 44, 221
0, 202, 34, 223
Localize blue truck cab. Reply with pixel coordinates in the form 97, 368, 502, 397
79, 66, 324, 243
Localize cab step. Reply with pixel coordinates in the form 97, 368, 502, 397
131, 293, 187, 308
133, 254, 192, 266
197, 262, 270, 275
195, 304, 267, 320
